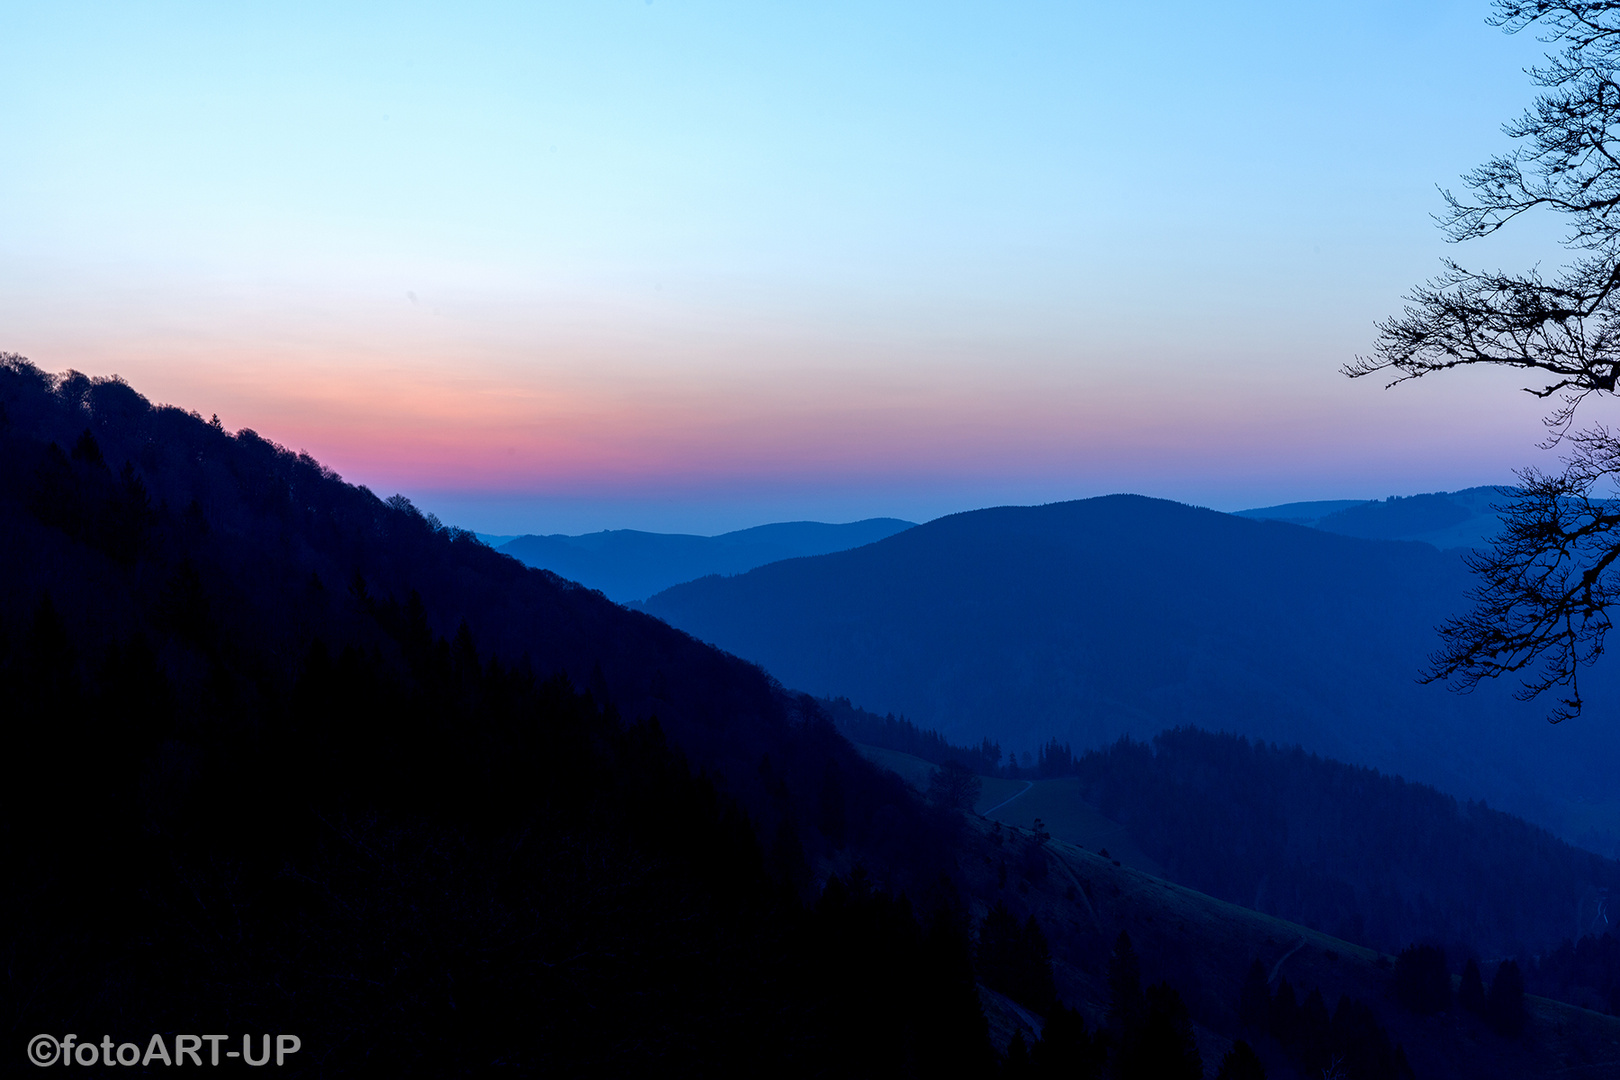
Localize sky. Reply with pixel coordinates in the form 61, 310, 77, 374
0, 0, 1583, 533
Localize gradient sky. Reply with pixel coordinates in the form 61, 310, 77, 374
0, 1, 1579, 533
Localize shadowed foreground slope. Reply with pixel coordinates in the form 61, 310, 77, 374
0, 358, 987, 1076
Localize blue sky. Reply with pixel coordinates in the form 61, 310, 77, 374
0, 1, 1572, 532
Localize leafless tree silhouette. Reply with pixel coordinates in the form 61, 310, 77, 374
1348, 2, 1620, 721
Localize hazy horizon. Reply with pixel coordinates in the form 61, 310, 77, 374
11, 3, 1620, 1068
450, 481, 1511, 538
2, 1, 1566, 536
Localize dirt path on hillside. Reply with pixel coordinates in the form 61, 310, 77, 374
982, 780, 1033, 815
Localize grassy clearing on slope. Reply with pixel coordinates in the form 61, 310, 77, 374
854, 745, 1161, 875
958, 815, 1620, 1080
979, 778, 1163, 878
856, 738, 1620, 1075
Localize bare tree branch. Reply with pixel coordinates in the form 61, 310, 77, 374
1362, 2, 1620, 719
1426, 435, 1620, 721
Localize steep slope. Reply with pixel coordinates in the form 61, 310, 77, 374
0, 359, 985, 1074
642, 495, 1620, 846
498, 517, 915, 602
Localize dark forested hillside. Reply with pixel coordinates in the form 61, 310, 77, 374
838, 697, 1619, 969
0, 358, 988, 1075
641, 495, 1620, 850
12, 357, 1620, 1075
0, 358, 943, 872
1064, 729, 1619, 959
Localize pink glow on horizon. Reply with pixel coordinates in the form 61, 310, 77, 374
10, 263, 1557, 525
29, 333, 1550, 516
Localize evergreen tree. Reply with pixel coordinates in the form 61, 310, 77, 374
1238, 958, 1270, 1031
818, 760, 848, 848
976, 902, 1056, 1015
1268, 977, 1298, 1045
71, 427, 104, 466
915, 909, 997, 1077
1003, 1031, 1031, 1077
1121, 983, 1201, 1080
1031, 1004, 1101, 1079
1330, 996, 1403, 1080
1459, 957, 1486, 1016
1107, 931, 1146, 1041
1296, 987, 1332, 1073
1486, 959, 1527, 1037
1216, 1040, 1266, 1080
1020, 915, 1058, 1014
1393, 944, 1451, 1015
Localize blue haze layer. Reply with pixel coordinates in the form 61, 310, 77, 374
497, 518, 915, 603
640, 494, 1620, 853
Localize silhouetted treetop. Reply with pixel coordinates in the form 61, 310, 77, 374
1348, 3, 1620, 720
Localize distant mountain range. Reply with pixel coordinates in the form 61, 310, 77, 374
493, 518, 915, 602
1237, 486, 1508, 550
642, 494, 1620, 852
483, 488, 1505, 607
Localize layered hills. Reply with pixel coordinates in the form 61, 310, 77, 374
496, 518, 914, 602
10, 358, 1617, 1074
642, 495, 1620, 848
1237, 488, 1507, 551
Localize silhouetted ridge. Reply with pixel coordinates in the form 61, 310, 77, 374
498, 517, 915, 602
0, 357, 988, 1074
642, 492, 1620, 847
1237, 487, 1512, 550
1315, 492, 1472, 540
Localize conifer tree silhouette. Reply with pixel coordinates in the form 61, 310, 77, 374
1107, 930, 1145, 1041
1122, 983, 1201, 1080
1215, 1039, 1266, 1080
1460, 957, 1487, 1016
1487, 959, 1528, 1036
1239, 958, 1271, 1031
